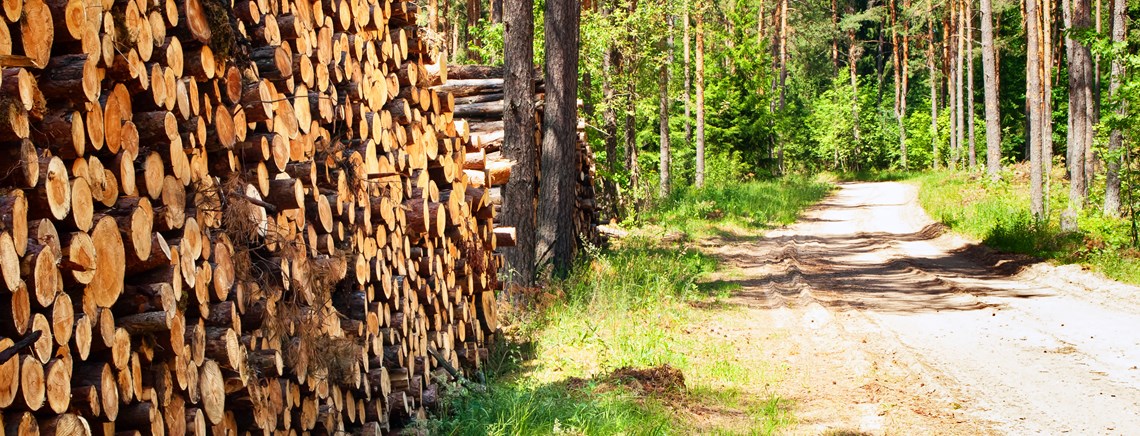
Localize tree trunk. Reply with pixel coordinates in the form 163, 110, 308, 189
624, 74, 638, 192
1042, 0, 1054, 216
777, 0, 788, 174
1065, 0, 1094, 231
954, 0, 964, 169
832, 0, 840, 74
695, 4, 706, 187
902, 0, 911, 169
537, 0, 580, 275
602, 1, 619, 217
891, 0, 907, 169
967, 0, 977, 168
1105, 0, 1124, 215
502, 0, 537, 286
1027, 0, 1045, 217
930, 13, 940, 170
683, 0, 692, 148
849, 26, 862, 171
946, 5, 956, 169
982, 0, 1002, 178
659, 16, 672, 198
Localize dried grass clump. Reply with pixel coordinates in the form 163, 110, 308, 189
307, 335, 360, 386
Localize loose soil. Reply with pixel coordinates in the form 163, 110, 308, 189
697, 182, 1140, 435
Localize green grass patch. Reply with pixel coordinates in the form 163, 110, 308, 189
820, 169, 921, 182
641, 176, 833, 238
421, 176, 831, 434
914, 169, 1140, 284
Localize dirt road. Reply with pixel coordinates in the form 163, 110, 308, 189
702, 182, 1140, 435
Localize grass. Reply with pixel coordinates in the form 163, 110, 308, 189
640, 176, 833, 239
421, 178, 826, 435
914, 168, 1140, 284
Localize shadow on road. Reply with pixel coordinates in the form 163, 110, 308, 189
710, 224, 1051, 314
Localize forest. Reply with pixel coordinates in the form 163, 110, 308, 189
435, 0, 1140, 243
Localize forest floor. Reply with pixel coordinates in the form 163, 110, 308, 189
698, 181, 1140, 434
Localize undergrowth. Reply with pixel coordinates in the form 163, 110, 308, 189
419, 177, 827, 434
915, 169, 1140, 284
640, 176, 833, 238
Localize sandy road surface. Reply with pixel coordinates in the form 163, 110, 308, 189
702, 182, 1140, 435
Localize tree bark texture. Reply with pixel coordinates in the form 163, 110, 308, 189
503, 0, 538, 286
695, 4, 706, 187
537, 0, 581, 275
982, 0, 1003, 178
1105, 0, 1125, 215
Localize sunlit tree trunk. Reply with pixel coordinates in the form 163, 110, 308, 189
695, 2, 706, 187
891, 0, 907, 169
1027, 0, 1045, 217
929, 13, 940, 170
981, 0, 1002, 178
1042, 0, 1053, 216
1065, 0, 1095, 230
848, 20, 862, 171
1105, 0, 1125, 215
947, 3, 959, 169
659, 15, 672, 198
683, 0, 692, 148
777, 0, 788, 173
967, 0, 977, 168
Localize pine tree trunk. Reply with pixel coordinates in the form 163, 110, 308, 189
625, 76, 639, 192
1027, 0, 1045, 217
1065, 0, 1094, 231
982, 0, 1003, 178
537, 0, 580, 275
849, 27, 862, 171
683, 0, 692, 148
602, 0, 619, 216
1105, 0, 1125, 215
902, 0, 911, 169
1042, 0, 1054, 217
891, 0, 907, 169
930, 13, 940, 170
659, 16, 672, 198
777, 0, 788, 173
832, 0, 840, 74
502, 0, 538, 286
967, 0, 977, 168
955, 0, 965, 169
947, 5, 959, 169
695, 3, 706, 187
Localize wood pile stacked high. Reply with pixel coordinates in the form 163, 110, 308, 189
432, 64, 600, 251
0, 0, 515, 433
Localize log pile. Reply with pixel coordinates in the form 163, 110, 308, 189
434, 64, 600, 252
0, 0, 516, 433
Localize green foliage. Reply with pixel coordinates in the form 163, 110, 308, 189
462, 20, 505, 65
916, 170, 1140, 284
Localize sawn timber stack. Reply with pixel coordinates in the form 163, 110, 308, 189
0, 0, 518, 433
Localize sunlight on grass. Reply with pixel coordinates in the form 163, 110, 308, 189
422, 239, 794, 435
914, 170, 1140, 284
641, 176, 833, 238
421, 175, 832, 435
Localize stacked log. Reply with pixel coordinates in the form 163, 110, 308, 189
435, 64, 601, 251
0, 0, 519, 433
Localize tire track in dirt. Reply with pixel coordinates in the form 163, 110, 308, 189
701, 182, 1140, 435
